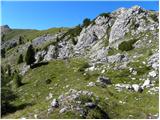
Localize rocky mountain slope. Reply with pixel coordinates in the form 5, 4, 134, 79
1, 6, 159, 119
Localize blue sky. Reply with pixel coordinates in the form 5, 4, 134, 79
1, 1, 159, 30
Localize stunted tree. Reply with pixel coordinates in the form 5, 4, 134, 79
1, 66, 17, 116
82, 18, 91, 27
17, 54, 23, 64
13, 72, 22, 88
25, 45, 35, 66
2, 34, 5, 42
18, 36, 23, 45
1, 48, 6, 58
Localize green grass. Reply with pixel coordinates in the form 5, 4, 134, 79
3, 28, 68, 42
2, 58, 158, 119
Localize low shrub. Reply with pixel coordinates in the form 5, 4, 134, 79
149, 14, 158, 22
118, 39, 137, 51
82, 18, 91, 27
78, 62, 90, 72
99, 13, 110, 18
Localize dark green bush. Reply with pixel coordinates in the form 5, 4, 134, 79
99, 13, 110, 18
45, 79, 52, 84
150, 14, 158, 22
82, 18, 91, 27
18, 36, 23, 45
1, 34, 5, 41
13, 73, 23, 88
1, 48, 6, 58
68, 25, 82, 38
86, 107, 109, 119
118, 39, 137, 51
78, 62, 90, 72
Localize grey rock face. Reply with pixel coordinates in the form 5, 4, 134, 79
1, 39, 18, 50
74, 16, 110, 55
44, 45, 57, 61
30, 6, 158, 64
32, 34, 59, 47
148, 52, 159, 70
57, 41, 73, 59
109, 6, 158, 48
35, 50, 47, 63
107, 53, 128, 63
1, 25, 11, 34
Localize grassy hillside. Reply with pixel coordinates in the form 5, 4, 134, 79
3, 27, 68, 42
3, 58, 158, 119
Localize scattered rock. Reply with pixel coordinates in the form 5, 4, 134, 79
148, 71, 157, 77
141, 79, 151, 88
96, 76, 111, 85
59, 107, 68, 113
132, 84, 143, 92
51, 99, 59, 108
34, 114, 38, 119
101, 69, 105, 73
84, 102, 96, 108
132, 70, 137, 75
115, 83, 132, 91
87, 82, 96, 87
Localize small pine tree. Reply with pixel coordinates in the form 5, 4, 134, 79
25, 45, 35, 65
1, 48, 6, 58
17, 54, 23, 64
19, 36, 23, 45
13, 73, 22, 88
1, 34, 5, 41
82, 18, 91, 27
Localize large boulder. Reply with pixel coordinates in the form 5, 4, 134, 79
43, 45, 57, 61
